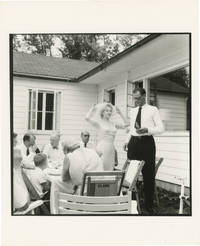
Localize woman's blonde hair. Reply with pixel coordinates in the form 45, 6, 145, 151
100, 103, 113, 118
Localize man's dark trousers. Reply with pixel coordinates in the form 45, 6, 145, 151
127, 135, 156, 209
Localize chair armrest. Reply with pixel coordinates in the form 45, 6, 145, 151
14, 200, 44, 215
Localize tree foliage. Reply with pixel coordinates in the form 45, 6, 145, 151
13, 34, 148, 63
163, 67, 190, 88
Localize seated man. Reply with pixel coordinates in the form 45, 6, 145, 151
50, 138, 103, 214
13, 148, 30, 212
43, 133, 64, 169
26, 153, 51, 199
30, 134, 40, 154
62, 138, 103, 187
80, 131, 90, 148
17, 133, 35, 169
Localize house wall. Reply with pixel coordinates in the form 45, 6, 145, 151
157, 92, 187, 131
93, 35, 190, 189
14, 77, 98, 149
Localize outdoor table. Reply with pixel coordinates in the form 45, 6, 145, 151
46, 169, 76, 214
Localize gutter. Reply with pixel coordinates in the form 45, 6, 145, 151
13, 72, 78, 82
77, 34, 161, 82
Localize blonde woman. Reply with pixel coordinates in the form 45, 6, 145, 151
85, 103, 129, 171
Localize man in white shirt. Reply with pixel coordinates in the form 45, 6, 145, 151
17, 133, 36, 169
13, 148, 30, 212
80, 131, 90, 148
43, 133, 64, 169
50, 138, 103, 214
62, 137, 103, 186
124, 88, 164, 214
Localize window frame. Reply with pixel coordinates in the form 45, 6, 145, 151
27, 88, 62, 134
103, 87, 116, 105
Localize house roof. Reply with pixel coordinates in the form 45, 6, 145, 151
13, 34, 161, 82
13, 51, 99, 81
150, 77, 189, 94
77, 34, 161, 82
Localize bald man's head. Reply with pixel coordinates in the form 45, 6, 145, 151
50, 134, 60, 148
81, 131, 90, 146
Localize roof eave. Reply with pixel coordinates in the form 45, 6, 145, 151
77, 34, 161, 82
13, 72, 78, 82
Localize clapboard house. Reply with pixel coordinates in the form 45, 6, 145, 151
13, 34, 190, 192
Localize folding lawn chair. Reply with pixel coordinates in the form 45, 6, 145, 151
80, 171, 125, 197
54, 190, 132, 214
137, 157, 164, 207
21, 169, 50, 215
121, 160, 145, 214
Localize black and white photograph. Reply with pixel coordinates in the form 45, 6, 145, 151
1, 1, 199, 245
11, 33, 191, 216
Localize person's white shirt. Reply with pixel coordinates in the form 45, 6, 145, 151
17, 143, 35, 169
43, 143, 64, 169
66, 148, 103, 186
79, 141, 94, 149
126, 104, 164, 142
26, 167, 50, 197
13, 168, 30, 210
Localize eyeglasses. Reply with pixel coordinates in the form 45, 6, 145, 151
84, 135, 89, 137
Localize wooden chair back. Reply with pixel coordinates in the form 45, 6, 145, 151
122, 160, 145, 190
155, 157, 164, 176
55, 191, 132, 214
21, 169, 50, 214
80, 171, 125, 196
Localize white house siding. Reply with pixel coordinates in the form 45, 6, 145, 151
157, 92, 187, 131
14, 77, 98, 149
155, 133, 190, 187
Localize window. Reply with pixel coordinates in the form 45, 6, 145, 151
28, 89, 61, 131
126, 80, 143, 118
103, 89, 115, 105
149, 66, 190, 131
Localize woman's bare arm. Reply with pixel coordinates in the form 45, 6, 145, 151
85, 104, 99, 128
115, 106, 130, 129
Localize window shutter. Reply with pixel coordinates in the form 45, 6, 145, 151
28, 89, 37, 130
55, 92, 61, 131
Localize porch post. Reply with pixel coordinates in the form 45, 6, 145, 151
143, 78, 150, 104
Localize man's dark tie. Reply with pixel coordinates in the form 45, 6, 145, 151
84, 143, 87, 148
134, 106, 142, 129
26, 148, 30, 156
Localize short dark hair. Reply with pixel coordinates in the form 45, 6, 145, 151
133, 88, 146, 96
13, 132, 17, 138
34, 153, 47, 167
23, 133, 31, 142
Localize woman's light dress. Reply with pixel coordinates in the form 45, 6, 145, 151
95, 122, 117, 171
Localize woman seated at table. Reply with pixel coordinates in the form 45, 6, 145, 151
62, 138, 104, 189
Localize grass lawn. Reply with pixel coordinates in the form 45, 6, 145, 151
139, 186, 191, 215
